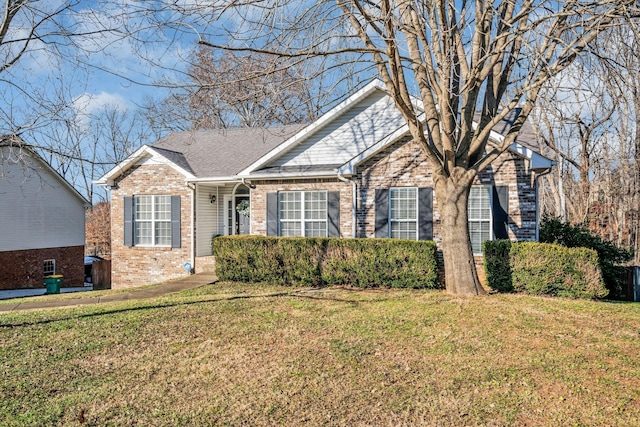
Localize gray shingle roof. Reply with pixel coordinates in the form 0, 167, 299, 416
475, 108, 539, 151
151, 126, 304, 178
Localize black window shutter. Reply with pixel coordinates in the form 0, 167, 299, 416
171, 195, 181, 248
418, 187, 433, 240
124, 196, 133, 246
492, 185, 509, 239
266, 192, 278, 236
327, 191, 340, 237
374, 189, 389, 238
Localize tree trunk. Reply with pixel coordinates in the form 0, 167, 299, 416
434, 171, 487, 296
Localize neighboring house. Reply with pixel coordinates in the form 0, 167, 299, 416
96, 81, 554, 289
0, 137, 89, 290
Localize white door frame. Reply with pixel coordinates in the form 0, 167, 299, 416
223, 194, 251, 235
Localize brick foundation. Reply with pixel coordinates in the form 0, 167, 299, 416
0, 246, 85, 290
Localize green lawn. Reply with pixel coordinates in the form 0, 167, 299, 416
1, 282, 639, 426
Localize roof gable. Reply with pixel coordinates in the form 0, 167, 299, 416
95, 145, 197, 186
0, 138, 89, 206
240, 80, 410, 175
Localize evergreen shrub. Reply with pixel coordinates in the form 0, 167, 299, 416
539, 216, 633, 299
321, 238, 438, 288
483, 240, 513, 292
510, 242, 608, 299
213, 236, 439, 289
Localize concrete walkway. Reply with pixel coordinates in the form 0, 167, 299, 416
0, 272, 217, 313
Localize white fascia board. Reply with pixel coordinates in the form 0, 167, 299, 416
93, 145, 151, 186
93, 145, 196, 186
237, 80, 388, 176
337, 124, 411, 175
508, 142, 555, 171
245, 171, 340, 180
144, 147, 196, 180
337, 110, 425, 175
187, 176, 240, 184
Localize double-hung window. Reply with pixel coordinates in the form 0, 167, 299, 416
279, 191, 327, 237
468, 185, 492, 254
389, 188, 418, 240
135, 195, 172, 246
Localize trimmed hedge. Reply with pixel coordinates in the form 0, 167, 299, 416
213, 236, 439, 289
483, 240, 513, 292
212, 235, 324, 286
510, 242, 607, 299
484, 241, 608, 299
539, 216, 633, 299
322, 238, 438, 289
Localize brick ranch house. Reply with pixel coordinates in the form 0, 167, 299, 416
0, 137, 89, 290
96, 81, 554, 289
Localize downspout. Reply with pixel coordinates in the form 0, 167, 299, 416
534, 168, 552, 242
337, 171, 357, 238
188, 182, 196, 273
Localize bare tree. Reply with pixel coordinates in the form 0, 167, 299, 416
41, 103, 151, 203
534, 21, 640, 262
533, 61, 616, 223
145, 46, 326, 134
86, 201, 111, 257
186, 0, 637, 295
0, 1, 114, 131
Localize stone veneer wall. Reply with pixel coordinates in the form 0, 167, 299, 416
110, 164, 192, 289
0, 245, 84, 290
250, 178, 354, 238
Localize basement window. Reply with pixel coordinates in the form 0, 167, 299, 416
44, 259, 56, 276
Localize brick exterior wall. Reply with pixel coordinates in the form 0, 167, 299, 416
0, 245, 84, 290
250, 178, 354, 237
250, 137, 538, 249
110, 164, 193, 289
356, 137, 538, 242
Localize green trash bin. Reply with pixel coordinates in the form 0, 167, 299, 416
44, 275, 63, 294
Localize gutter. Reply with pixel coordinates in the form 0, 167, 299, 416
337, 171, 357, 238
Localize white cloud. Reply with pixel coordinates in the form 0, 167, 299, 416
73, 91, 129, 115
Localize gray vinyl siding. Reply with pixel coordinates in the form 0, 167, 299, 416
271, 91, 406, 167
0, 146, 86, 251
195, 183, 236, 256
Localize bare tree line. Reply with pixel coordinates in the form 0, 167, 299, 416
534, 21, 640, 263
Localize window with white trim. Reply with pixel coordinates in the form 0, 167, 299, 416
279, 191, 327, 237
43, 259, 56, 276
135, 195, 171, 246
389, 187, 418, 240
468, 185, 492, 254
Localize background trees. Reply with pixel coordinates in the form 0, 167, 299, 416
145, 46, 319, 134
534, 21, 640, 263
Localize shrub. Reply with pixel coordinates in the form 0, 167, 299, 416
510, 242, 608, 299
212, 235, 324, 286
321, 239, 439, 289
213, 236, 439, 289
539, 216, 633, 298
483, 240, 513, 292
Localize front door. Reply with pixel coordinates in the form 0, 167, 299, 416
235, 197, 250, 235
